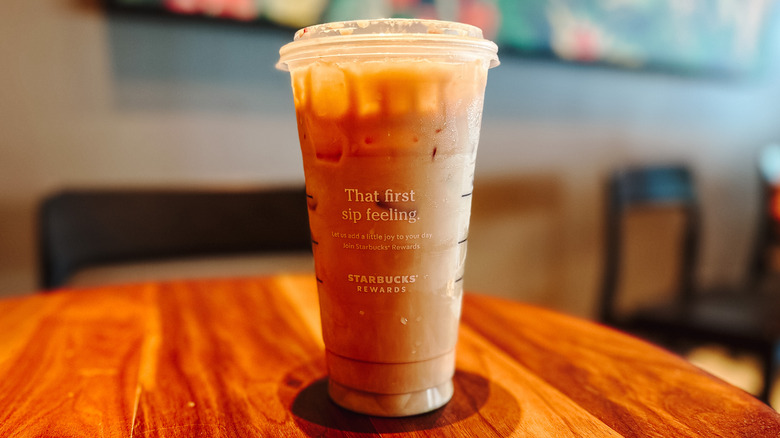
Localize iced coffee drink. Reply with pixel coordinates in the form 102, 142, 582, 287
277, 19, 498, 417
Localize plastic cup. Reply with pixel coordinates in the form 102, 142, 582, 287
277, 18, 498, 417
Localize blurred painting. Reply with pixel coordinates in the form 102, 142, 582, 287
106, 0, 329, 28
106, 0, 779, 76
488, 0, 779, 76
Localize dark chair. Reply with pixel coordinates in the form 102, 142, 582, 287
748, 144, 780, 292
598, 164, 780, 404
38, 187, 312, 289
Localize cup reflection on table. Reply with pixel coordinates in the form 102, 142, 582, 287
277, 18, 499, 417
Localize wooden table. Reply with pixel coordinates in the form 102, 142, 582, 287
0, 274, 778, 437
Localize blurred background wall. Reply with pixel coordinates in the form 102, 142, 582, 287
1, 1, 779, 319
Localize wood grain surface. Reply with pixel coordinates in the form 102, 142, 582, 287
0, 274, 777, 437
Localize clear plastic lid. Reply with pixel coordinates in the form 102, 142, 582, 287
276, 18, 499, 71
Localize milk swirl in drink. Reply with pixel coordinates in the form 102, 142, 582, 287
277, 19, 498, 417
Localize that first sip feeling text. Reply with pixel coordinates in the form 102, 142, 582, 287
341, 188, 419, 224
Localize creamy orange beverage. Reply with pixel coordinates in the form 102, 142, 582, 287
277, 19, 498, 416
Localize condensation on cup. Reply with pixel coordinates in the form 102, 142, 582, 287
277, 18, 499, 417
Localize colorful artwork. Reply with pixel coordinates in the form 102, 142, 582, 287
111, 0, 329, 27
492, 0, 779, 76
108, 0, 779, 75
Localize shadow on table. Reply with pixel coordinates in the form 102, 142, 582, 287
282, 367, 520, 435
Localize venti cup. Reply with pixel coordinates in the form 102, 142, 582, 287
276, 18, 499, 417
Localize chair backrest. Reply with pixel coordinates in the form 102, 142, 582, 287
749, 144, 780, 286
599, 165, 700, 323
38, 187, 312, 289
